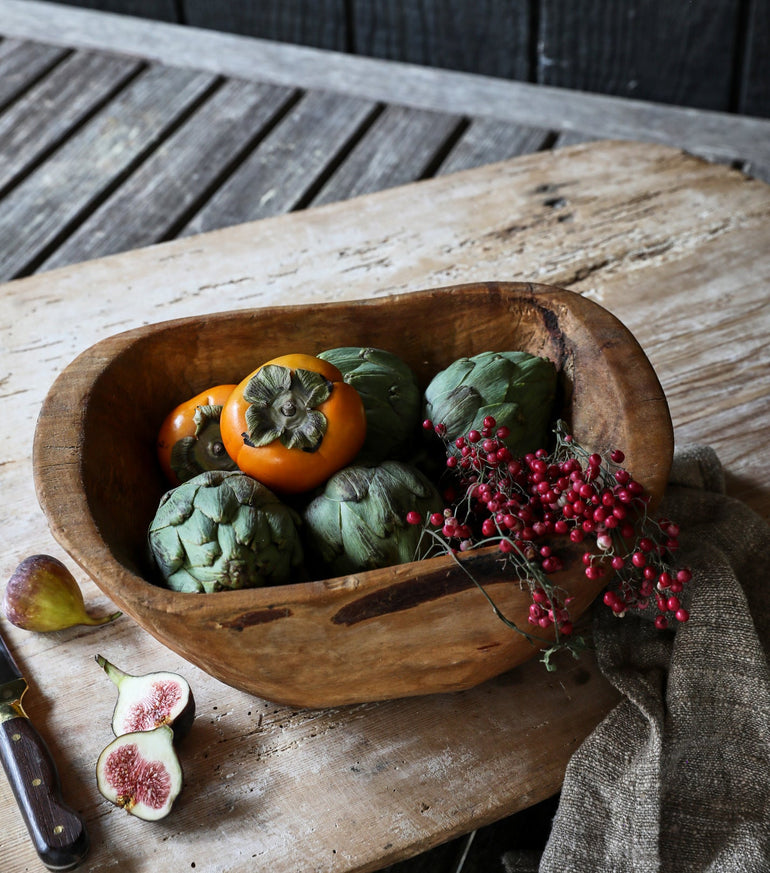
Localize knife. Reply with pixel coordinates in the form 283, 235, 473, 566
0, 630, 89, 871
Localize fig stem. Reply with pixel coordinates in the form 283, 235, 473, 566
95, 654, 130, 685
84, 610, 122, 627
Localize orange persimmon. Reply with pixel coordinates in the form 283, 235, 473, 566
220, 354, 366, 494
157, 384, 237, 485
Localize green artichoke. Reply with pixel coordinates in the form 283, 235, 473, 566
302, 461, 443, 576
423, 351, 558, 457
317, 346, 421, 464
148, 470, 303, 592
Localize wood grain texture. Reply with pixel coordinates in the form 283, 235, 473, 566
351, 0, 530, 80
739, 0, 770, 117
436, 119, 550, 176
312, 104, 463, 205
19, 0, 770, 118
537, 0, 742, 111
0, 37, 67, 109
180, 88, 378, 235
41, 78, 296, 270
0, 63, 217, 281
0, 716, 90, 870
1, 140, 768, 872
2, 2, 769, 170
183, 0, 348, 51
0, 49, 140, 196
48, 0, 178, 20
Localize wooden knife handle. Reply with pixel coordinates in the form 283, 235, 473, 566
0, 716, 89, 871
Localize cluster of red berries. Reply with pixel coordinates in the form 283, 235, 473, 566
407, 416, 691, 645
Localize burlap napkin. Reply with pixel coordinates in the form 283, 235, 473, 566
503, 446, 770, 873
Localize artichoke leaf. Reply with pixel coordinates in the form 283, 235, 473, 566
226, 469, 260, 505
165, 567, 206, 593
325, 466, 373, 503
256, 544, 283, 576
178, 507, 217, 548
429, 356, 475, 391
304, 501, 344, 556
220, 559, 252, 590
148, 527, 185, 576
215, 520, 239, 567
340, 506, 388, 568
231, 504, 259, 545
432, 385, 481, 436
181, 536, 221, 571
266, 508, 304, 553
247, 513, 273, 553
318, 346, 421, 464
157, 484, 197, 526
365, 474, 405, 537
196, 475, 237, 524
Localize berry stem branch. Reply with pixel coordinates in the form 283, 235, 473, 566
409, 417, 692, 668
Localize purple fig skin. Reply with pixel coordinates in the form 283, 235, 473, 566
3, 554, 121, 632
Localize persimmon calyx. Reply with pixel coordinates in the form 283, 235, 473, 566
243, 364, 333, 451
192, 404, 225, 437
170, 404, 234, 481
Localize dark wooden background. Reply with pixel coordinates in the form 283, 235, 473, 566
38, 0, 770, 118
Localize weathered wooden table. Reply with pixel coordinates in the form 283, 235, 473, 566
1, 3, 769, 872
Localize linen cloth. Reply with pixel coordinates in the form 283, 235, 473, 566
503, 446, 770, 873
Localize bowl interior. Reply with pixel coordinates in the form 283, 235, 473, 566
91, 287, 572, 577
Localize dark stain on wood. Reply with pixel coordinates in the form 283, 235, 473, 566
332, 569, 478, 626
477, 641, 502, 652
220, 606, 293, 630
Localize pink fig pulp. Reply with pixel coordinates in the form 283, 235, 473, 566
96, 725, 182, 820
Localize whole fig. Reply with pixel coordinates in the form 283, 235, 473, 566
3, 555, 120, 632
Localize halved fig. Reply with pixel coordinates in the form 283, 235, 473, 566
95, 654, 195, 741
96, 725, 182, 820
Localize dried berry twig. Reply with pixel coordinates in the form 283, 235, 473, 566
407, 418, 691, 669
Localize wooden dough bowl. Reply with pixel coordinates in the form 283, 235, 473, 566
33, 282, 672, 707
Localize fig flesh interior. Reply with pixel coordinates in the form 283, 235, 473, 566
96, 725, 183, 820
96, 654, 195, 740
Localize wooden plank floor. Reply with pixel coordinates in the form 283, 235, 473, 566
5, 35, 768, 284
2, 0, 770, 281
0, 42, 591, 283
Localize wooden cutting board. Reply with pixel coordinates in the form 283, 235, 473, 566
1, 140, 768, 873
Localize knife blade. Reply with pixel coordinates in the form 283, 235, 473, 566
0, 630, 89, 871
